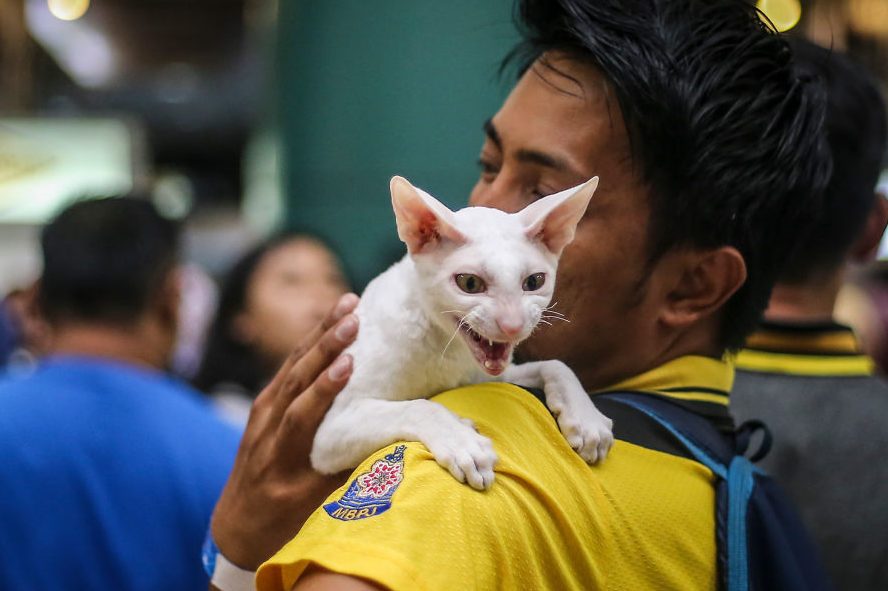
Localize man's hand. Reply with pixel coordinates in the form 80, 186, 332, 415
210, 293, 360, 571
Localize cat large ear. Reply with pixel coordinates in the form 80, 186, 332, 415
519, 177, 599, 256
390, 176, 466, 253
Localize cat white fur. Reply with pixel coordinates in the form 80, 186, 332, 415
311, 176, 614, 490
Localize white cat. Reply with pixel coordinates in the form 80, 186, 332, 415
311, 176, 614, 490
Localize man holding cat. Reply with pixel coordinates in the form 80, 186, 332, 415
206, 0, 829, 589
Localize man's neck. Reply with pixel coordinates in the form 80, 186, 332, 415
48, 321, 170, 370
763, 272, 843, 324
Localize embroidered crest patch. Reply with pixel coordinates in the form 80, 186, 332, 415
323, 445, 406, 521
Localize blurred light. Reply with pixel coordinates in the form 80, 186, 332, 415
155, 63, 200, 104
848, 0, 888, 38
152, 172, 195, 220
877, 170, 888, 260
26, 0, 115, 88
0, 118, 134, 224
756, 0, 802, 33
47, 0, 89, 21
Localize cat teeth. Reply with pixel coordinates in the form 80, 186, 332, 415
488, 339, 493, 347
484, 360, 494, 369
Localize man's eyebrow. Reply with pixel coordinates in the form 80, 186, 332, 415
483, 118, 572, 173
515, 149, 568, 171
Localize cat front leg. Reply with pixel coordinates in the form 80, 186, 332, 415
312, 398, 498, 490
502, 360, 614, 463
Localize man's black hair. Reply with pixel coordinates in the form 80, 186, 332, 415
39, 196, 180, 326
509, 0, 831, 350
779, 39, 887, 284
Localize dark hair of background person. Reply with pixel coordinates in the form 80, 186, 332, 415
507, 0, 832, 350
778, 38, 887, 284
192, 231, 350, 397
38, 196, 180, 326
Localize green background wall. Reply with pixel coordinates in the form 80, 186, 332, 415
276, 1, 518, 289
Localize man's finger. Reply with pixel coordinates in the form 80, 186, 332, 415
282, 352, 354, 440
271, 311, 359, 419
265, 293, 359, 395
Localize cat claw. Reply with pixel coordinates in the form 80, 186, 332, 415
558, 408, 614, 464
423, 419, 498, 491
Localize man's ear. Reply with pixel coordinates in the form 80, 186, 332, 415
390, 176, 466, 254
850, 192, 888, 263
659, 246, 747, 329
519, 177, 598, 256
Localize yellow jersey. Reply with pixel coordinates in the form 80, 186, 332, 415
258, 355, 731, 590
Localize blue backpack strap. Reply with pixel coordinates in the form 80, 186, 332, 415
727, 456, 756, 591
597, 392, 734, 472
599, 392, 834, 591
599, 392, 746, 591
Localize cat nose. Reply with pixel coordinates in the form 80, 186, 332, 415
496, 316, 523, 339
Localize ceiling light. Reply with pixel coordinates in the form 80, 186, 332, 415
756, 0, 802, 33
47, 0, 89, 22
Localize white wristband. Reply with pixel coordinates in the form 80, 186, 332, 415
203, 530, 256, 591
211, 552, 256, 591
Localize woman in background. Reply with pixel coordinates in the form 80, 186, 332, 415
194, 233, 350, 424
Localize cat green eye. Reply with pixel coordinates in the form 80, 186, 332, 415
523, 273, 546, 292
455, 273, 486, 294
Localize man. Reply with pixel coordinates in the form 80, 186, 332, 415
206, 1, 830, 589
731, 40, 888, 591
0, 197, 241, 590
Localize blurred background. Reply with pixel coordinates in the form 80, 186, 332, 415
1, 0, 887, 375
0, 0, 519, 291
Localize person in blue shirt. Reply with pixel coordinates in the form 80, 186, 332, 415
0, 196, 242, 591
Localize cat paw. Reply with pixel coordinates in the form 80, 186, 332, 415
557, 405, 614, 464
423, 420, 498, 491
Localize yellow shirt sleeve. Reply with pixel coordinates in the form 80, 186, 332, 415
256, 383, 718, 591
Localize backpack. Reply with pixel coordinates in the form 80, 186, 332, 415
598, 391, 834, 591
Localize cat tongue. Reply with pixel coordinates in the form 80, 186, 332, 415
480, 340, 509, 376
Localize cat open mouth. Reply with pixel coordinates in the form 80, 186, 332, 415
458, 324, 514, 376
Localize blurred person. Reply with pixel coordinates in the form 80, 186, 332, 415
0, 285, 50, 376
172, 263, 220, 379
0, 290, 25, 369
0, 197, 241, 591
200, 1, 834, 590
731, 39, 888, 590
193, 233, 349, 424
836, 263, 888, 374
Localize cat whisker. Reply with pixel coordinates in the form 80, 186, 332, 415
543, 302, 568, 318
441, 313, 474, 359
541, 314, 570, 324
441, 324, 462, 359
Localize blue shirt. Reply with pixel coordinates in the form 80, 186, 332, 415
0, 356, 241, 590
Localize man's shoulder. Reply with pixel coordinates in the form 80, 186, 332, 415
259, 388, 719, 591
329, 384, 718, 520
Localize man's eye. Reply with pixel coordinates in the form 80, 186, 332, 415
532, 186, 557, 200
477, 158, 500, 177
522, 273, 546, 291
455, 273, 487, 294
